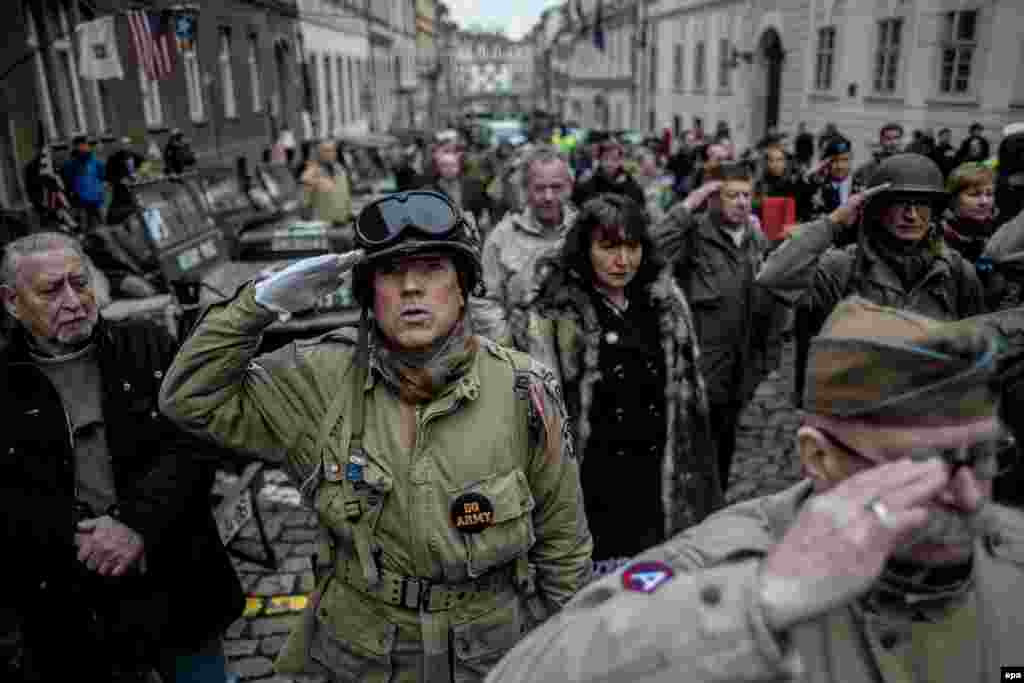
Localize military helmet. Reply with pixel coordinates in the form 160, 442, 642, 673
350, 190, 483, 308
866, 153, 947, 203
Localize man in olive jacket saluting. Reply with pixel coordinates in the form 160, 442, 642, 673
160, 190, 592, 682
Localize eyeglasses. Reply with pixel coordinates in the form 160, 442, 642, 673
885, 197, 934, 212
818, 429, 1018, 481
355, 191, 460, 247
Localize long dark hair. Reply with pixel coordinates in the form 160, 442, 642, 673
536, 193, 662, 304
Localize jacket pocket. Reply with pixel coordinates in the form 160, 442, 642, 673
451, 592, 527, 679
317, 460, 394, 548
453, 469, 536, 578
307, 578, 395, 681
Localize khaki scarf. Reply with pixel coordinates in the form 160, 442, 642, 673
371, 318, 478, 404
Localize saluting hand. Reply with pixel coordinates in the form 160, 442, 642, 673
681, 180, 723, 212
75, 515, 146, 577
828, 183, 892, 227
254, 250, 365, 320
757, 458, 949, 631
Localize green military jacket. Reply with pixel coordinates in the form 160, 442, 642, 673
159, 285, 592, 680
485, 480, 1024, 683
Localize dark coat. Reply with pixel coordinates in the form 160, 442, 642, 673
0, 319, 244, 679
415, 173, 494, 227
656, 207, 786, 408
571, 169, 646, 209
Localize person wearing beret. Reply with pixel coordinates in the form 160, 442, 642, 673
486, 297, 1024, 683
796, 135, 855, 225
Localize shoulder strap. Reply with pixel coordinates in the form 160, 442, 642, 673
312, 312, 369, 470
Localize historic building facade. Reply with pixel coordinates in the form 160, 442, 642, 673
453, 30, 533, 115
536, 0, 1023, 160
0, 0, 305, 208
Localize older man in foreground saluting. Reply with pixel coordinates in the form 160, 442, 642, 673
487, 297, 1024, 683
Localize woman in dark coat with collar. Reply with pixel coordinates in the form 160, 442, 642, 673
512, 194, 722, 566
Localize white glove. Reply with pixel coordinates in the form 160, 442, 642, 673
254, 250, 364, 321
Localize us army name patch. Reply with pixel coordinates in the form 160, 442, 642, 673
622, 561, 675, 594
451, 492, 494, 534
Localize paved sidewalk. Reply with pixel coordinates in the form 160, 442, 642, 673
222, 341, 804, 681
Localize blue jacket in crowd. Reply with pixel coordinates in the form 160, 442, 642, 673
62, 152, 106, 208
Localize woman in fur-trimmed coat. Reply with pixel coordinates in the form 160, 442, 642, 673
511, 194, 722, 563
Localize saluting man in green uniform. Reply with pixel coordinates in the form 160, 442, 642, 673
160, 190, 592, 681
487, 297, 1024, 683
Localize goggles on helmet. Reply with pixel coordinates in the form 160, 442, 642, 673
355, 191, 460, 247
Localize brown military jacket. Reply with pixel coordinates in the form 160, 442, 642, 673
485, 481, 1024, 683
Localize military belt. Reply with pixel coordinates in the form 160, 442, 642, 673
336, 556, 515, 612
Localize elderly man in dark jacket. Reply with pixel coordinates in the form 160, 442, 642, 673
0, 232, 244, 682
656, 163, 787, 491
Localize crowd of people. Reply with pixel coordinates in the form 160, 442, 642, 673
4, 113, 1024, 683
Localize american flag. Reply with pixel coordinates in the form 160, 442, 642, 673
127, 9, 176, 81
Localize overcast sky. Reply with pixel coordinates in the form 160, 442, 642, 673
445, 0, 563, 40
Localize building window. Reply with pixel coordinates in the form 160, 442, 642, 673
694, 41, 706, 90
44, 2, 87, 138
139, 67, 165, 128
718, 38, 731, 91
673, 43, 684, 91
939, 10, 978, 95
25, 5, 57, 140
183, 50, 206, 122
219, 27, 238, 119
815, 26, 836, 91
649, 44, 658, 92
873, 18, 903, 94
337, 55, 346, 126
249, 33, 263, 113
323, 54, 335, 135
347, 57, 356, 122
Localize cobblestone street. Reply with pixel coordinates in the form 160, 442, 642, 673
221, 341, 804, 682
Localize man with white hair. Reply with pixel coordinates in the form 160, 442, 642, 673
474, 145, 577, 342
0, 233, 243, 682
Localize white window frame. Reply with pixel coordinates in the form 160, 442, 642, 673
248, 33, 263, 113
25, 5, 58, 140
815, 26, 836, 92
183, 50, 206, 123
673, 43, 684, 92
694, 41, 706, 91
219, 27, 238, 119
53, 1, 88, 138
938, 9, 978, 96
139, 64, 165, 128
873, 17, 903, 94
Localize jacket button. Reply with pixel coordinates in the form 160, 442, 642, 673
123, 382, 132, 392
150, 411, 159, 419
154, 370, 163, 379
699, 585, 721, 606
